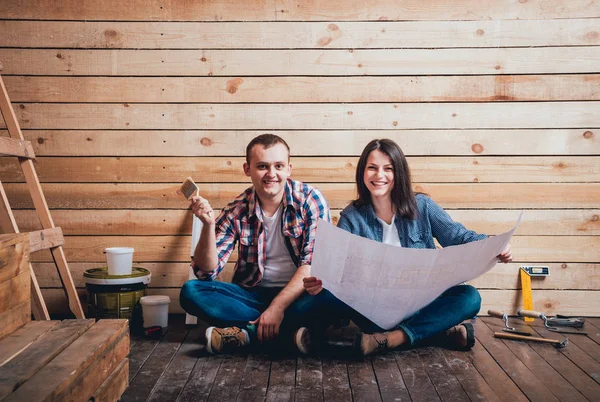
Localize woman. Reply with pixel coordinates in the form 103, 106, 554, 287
304, 139, 512, 355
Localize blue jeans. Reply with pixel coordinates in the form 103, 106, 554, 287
179, 280, 330, 341
312, 284, 481, 346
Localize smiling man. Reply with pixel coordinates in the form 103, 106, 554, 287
179, 134, 330, 354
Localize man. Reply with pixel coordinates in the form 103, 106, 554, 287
180, 134, 330, 354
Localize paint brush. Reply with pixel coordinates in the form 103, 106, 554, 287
180, 177, 212, 217
180, 177, 199, 200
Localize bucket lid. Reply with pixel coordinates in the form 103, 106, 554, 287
140, 295, 171, 305
84, 267, 151, 285
104, 247, 134, 254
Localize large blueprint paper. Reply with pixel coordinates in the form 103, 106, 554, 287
311, 215, 521, 330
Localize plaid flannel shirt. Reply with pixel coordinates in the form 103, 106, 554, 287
192, 178, 330, 287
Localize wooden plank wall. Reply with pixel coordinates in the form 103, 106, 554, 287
0, 0, 599, 316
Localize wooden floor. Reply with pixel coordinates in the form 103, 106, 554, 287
121, 315, 600, 402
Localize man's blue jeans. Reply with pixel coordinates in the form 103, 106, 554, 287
311, 284, 482, 346
179, 280, 329, 341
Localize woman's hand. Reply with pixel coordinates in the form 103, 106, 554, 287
190, 195, 215, 225
303, 276, 323, 295
497, 243, 513, 263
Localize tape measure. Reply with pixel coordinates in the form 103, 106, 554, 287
520, 268, 534, 322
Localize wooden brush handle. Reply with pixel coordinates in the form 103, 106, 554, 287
488, 310, 505, 318
517, 310, 544, 319
494, 332, 558, 344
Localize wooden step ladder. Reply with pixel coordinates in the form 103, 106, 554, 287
0, 61, 84, 319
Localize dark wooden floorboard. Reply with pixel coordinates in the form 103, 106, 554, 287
206, 353, 247, 401
347, 357, 382, 401
322, 357, 352, 402
421, 347, 469, 402
122, 315, 600, 401
295, 356, 324, 402
585, 318, 600, 347
176, 351, 223, 402
147, 327, 205, 402
526, 319, 600, 384
371, 352, 411, 402
440, 348, 501, 402
481, 317, 588, 402
121, 317, 189, 402
473, 319, 560, 401
497, 317, 600, 401
395, 348, 441, 402
236, 351, 270, 402
265, 355, 296, 402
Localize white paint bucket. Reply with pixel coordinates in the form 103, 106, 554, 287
140, 295, 170, 328
103, 247, 134, 276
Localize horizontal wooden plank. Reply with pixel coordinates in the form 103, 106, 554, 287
1, 47, 598, 76
7, 129, 597, 156
1, 0, 598, 21
13, 209, 600, 236
1, 156, 598, 183
5, 75, 600, 103
0, 321, 59, 366
27, 235, 600, 263
5, 183, 599, 209
6, 102, 599, 130
41, 288, 600, 317
28, 228, 64, 253
3, 20, 599, 49
33, 261, 600, 290
468, 263, 600, 291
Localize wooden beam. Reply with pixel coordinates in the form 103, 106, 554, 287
2, 20, 599, 49
1, 0, 598, 21
4, 182, 600, 209
0, 74, 83, 319
0, 137, 35, 158
5, 102, 599, 130
28, 228, 64, 254
1, 47, 598, 76
11, 129, 598, 156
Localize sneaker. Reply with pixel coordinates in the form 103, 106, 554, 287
354, 331, 390, 356
205, 326, 249, 354
294, 327, 311, 354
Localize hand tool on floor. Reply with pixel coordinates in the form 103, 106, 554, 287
519, 266, 549, 322
494, 332, 568, 348
488, 310, 532, 336
547, 315, 585, 328
517, 310, 588, 335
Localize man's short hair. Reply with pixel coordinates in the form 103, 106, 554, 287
245, 134, 291, 163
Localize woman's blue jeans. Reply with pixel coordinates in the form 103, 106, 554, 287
179, 280, 331, 341
312, 284, 482, 346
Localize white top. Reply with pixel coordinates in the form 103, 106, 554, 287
377, 217, 402, 247
260, 204, 297, 287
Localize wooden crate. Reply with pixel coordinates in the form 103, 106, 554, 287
0, 233, 129, 401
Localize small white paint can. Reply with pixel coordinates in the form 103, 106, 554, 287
103, 247, 134, 276
140, 295, 171, 329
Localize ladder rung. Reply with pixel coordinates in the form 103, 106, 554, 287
0, 137, 35, 159
29, 227, 64, 253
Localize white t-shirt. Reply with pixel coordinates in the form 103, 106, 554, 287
376, 217, 402, 247
259, 204, 297, 287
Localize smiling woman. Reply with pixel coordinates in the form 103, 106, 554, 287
303, 138, 513, 356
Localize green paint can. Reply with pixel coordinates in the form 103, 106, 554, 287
84, 267, 152, 326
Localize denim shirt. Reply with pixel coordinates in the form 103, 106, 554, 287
337, 194, 487, 248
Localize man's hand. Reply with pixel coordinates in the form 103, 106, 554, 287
497, 243, 513, 263
190, 195, 215, 225
249, 306, 285, 342
303, 276, 323, 295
